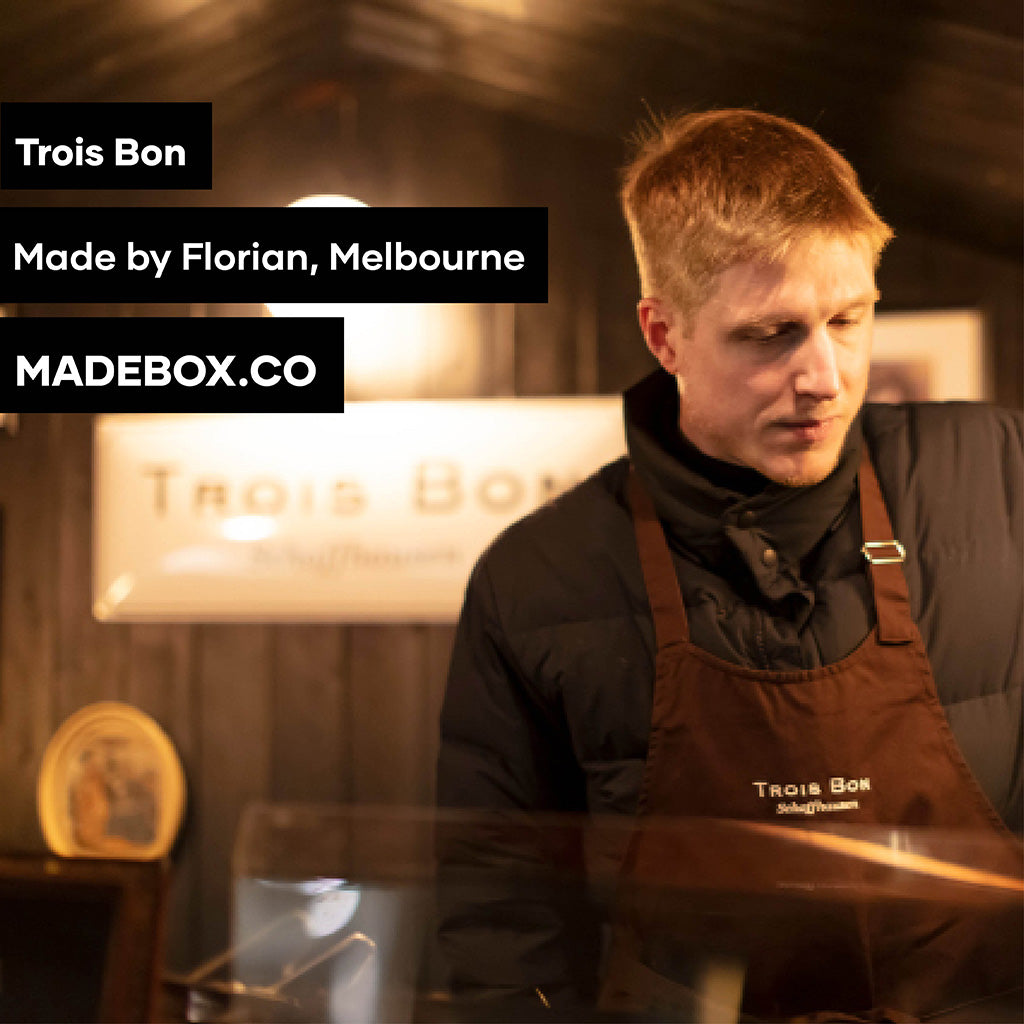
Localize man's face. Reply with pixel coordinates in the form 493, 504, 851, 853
640, 234, 878, 486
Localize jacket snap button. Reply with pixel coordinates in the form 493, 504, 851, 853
762, 547, 778, 567
739, 510, 756, 526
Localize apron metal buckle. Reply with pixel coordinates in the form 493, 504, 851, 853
862, 539, 907, 564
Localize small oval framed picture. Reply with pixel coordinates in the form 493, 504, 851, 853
37, 702, 186, 860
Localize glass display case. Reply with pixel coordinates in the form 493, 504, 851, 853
166, 803, 1022, 1023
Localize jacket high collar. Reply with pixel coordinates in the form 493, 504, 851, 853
624, 369, 862, 605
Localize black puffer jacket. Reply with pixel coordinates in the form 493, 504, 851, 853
436, 370, 1023, 1015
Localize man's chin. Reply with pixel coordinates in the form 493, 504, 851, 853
760, 449, 843, 488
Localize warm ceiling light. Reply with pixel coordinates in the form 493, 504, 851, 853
287, 194, 367, 210
265, 194, 367, 318
263, 193, 475, 399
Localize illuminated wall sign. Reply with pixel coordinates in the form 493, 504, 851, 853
93, 401, 625, 622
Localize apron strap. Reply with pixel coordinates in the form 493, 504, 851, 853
629, 451, 915, 650
628, 467, 689, 648
857, 450, 917, 644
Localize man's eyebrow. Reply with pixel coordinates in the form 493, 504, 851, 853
727, 311, 806, 334
728, 290, 881, 332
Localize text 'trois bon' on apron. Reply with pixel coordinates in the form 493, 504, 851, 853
597, 450, 1023, 1023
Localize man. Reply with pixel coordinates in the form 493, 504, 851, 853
436, 109, 1023, 1021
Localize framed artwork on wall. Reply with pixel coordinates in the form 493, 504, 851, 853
870, 309, 986, 403
37, 702, 186, 861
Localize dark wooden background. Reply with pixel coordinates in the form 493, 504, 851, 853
0, 0, 1020, 975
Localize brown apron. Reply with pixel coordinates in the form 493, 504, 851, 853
598, 452, 1023, 1022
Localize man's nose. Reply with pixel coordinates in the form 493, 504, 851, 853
793, 326, 841, 401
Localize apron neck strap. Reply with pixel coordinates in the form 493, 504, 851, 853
628, 467, 689, 648
858, 449, 917, 644
628, 452, 916, 651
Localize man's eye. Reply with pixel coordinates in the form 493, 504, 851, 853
733, 322, 800, 345
830, 314, 861, 328
756, 323, 798, 343
737, 331, 780, 345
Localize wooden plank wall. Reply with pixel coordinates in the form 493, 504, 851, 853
0, 412, 464, 970
0, 85, 1021, 979
0, 94, 623, 974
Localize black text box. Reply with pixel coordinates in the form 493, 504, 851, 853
1, 102, 213, 190
0, 206, 547, 303
1, 317, 344, 412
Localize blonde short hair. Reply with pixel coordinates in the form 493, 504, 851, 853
620, 109, 893, 319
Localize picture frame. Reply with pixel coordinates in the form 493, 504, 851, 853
870, 309, 987, 403
37, 702, 186, 861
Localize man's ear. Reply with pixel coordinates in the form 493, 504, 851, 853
638, 298, 684, 375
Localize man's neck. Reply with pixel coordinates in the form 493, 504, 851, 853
663, 408, 769, 498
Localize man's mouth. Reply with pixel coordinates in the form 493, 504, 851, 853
774, 416, 837, 443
